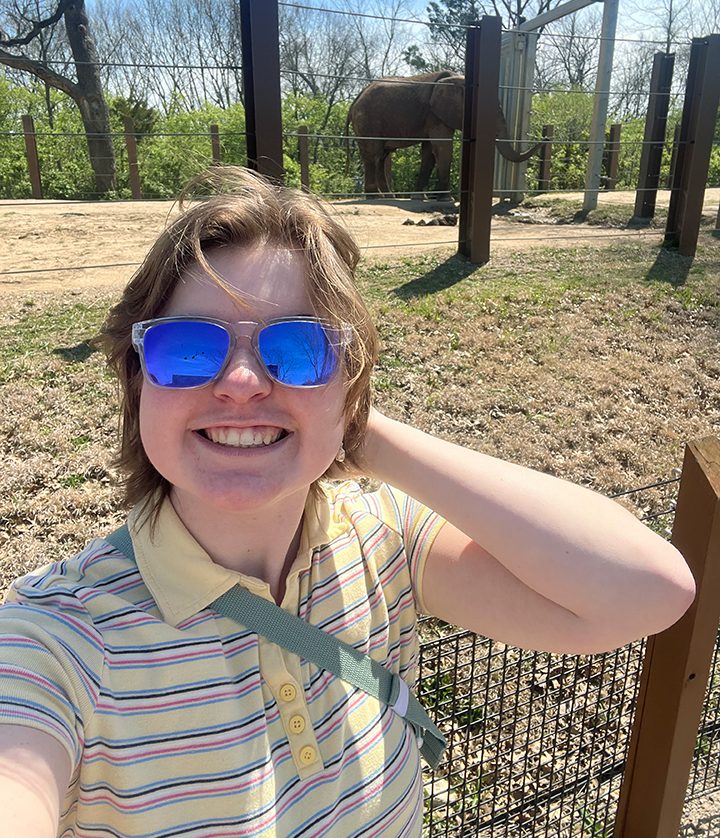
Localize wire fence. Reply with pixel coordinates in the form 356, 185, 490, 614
414, 475, 720, 836
4, 120, 717, 206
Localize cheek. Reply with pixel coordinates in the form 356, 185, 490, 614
138, 384, 183, 460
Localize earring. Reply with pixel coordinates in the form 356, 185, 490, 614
335, 443, 346, 463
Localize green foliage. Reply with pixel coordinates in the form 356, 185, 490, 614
528, 89, 594, 190
1, 76, 717, 200
282, 94, 355, 194
135, 100, 231, 198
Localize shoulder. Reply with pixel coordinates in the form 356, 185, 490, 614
3, 535, 140, 626
321, 480, 441, 542
6, 537, 134, 599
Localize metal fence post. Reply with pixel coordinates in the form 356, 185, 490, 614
239, 0, 284, 182
458, 16, 501, 265
604, 123, 621, 189
21, 115, 42, 199
582, 0, 619, 212
123, 116, 141, 200
664, 34, 720, 258
633, 52, 675, 221
210, 124, 221, 164
297, 125, 310, 192
666, 122, 681, 190
537, 124, 553, 192
614, 438, 720, 838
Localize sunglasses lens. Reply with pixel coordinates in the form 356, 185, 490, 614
143, 321, 230, 387
258, 320, 339, 386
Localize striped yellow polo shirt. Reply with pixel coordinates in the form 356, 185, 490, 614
0, 481, 445, 837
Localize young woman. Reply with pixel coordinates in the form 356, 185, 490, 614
0, 167, 695, 837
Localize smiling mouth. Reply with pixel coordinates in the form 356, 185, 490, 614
198, 426, 289, 449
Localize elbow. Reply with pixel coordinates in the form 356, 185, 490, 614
573, 546, 696, 656
644, 543, 696, 635
663, 559, 697, 628
615, 544, 696, 650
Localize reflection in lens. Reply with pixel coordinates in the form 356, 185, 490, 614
144, 321, 230, 387
259, 321, 338, 386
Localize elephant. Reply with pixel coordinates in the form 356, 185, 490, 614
345, 70, 542, 198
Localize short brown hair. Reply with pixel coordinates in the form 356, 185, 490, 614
97, 167, 378, 520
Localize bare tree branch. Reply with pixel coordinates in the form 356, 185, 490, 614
0, 44, 79, 96
0, 0, 73, 47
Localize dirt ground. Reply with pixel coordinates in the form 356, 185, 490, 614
3, 188, 718, 294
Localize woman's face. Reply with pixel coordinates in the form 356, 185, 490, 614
138, 245, 346, 517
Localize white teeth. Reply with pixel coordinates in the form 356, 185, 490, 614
204, 427, 283, 448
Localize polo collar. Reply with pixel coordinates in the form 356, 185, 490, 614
127, 484, 350, 627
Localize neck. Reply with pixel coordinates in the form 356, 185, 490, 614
169, 489, 309, 604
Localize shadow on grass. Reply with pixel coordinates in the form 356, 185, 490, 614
391, 255, 478, 300
644, 246, 694, 286
678, 811, 720, 837
52, 341, 96, 363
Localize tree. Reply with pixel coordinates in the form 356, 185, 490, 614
534, 8, 602, 91
404, 0, 556, 72
0, 0, 116, 193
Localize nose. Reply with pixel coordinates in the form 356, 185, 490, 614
211, 338, 272, 401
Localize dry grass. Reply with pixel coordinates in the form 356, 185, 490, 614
4, 236, 719, 584
0, 223, 718, 836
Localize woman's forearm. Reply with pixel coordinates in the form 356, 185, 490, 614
363, 410, 695, 628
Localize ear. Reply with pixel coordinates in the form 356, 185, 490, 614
429, 76, 465, 131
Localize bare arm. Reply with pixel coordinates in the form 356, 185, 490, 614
0, 725, 71, 837
363, 409, 696, 654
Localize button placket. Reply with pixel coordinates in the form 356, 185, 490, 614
258, 637, 323, 776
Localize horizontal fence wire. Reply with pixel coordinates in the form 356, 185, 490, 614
3, 129, 703, 152
2, 227, 679, 278
30, 58, 244, 72
275, 1, 695, 48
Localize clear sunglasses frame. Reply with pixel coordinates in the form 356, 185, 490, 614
131, 315, 349, 390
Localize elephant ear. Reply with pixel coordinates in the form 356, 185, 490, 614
429, 75, 465, 132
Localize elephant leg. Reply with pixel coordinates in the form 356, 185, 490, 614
380, 151, 393, 195
357, 141, 383, 195
431, 138, 453, 201
415, 141, 435, 195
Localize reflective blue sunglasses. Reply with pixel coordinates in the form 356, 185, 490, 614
131, 316, 346, 389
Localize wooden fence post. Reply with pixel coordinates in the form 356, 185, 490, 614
537, 124, 553, 192
633, 52, 675, 221
614, 437, 720, 838
604, 123, 621, 189
664, 34, 720, 258
21, 115, 43, 199
210, 124, 221, 164
239, 0, 284, 182
123, 116, 142, 200
297, 125, 310, 192
458, 15, 501, 265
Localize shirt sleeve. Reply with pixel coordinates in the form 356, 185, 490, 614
0, 587, 105, 770
379, 484, 447, 615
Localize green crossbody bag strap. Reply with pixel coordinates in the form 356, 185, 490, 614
105, 524, 446, 769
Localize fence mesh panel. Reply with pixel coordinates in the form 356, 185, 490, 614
417, 623, 645, 836
414, 480, 686, 835
687, 629, 720, 799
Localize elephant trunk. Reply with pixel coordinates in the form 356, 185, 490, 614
495, 104, 543, 163
496, 137, 543, 163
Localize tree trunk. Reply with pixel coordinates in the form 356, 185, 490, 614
63, 0, 116, 194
